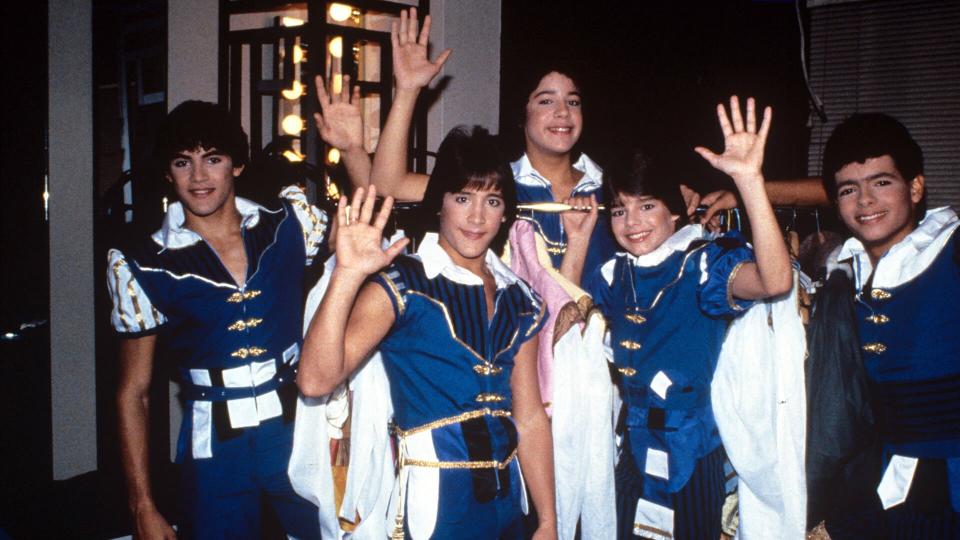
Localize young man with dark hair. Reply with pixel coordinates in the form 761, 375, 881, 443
107, 100, 326, 539
822, 113, 960, 537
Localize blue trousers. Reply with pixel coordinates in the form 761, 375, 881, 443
177, 415, 320, 540
616, 445, 725, 539
404, 460, 525, 539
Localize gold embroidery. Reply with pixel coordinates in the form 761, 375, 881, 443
617, 366, 637, 377
230, 346, 267, 359
473, 364, 502, 376
112, 258, 133, 332
726, 260, 749, 312
244, 290, 262, 300
625, 313, 647, 324
476, 393, 505, 403
227, 292, 244, 303
865, 314, 890, 325
403, 448, 518, 470
871, 289, 892, 300
395, 408, 511, 438
227, 289, 262, 303
126, 276, 147, 331
862, 342, 887, 354
620, 340, 642, 350
227, 318, 263, 332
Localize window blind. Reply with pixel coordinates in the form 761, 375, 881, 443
806, 0, 960, 209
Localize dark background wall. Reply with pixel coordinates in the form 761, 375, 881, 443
500, 0, 813, 193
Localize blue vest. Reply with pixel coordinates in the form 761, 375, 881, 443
857, 230, 960, 461
590, 234, 754, 495
125, 199, 306, 394
373, 254, 546, 433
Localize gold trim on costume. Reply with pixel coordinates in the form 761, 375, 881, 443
628, 244, 708, 314
865, 314, 890, 325
227, 318, 263, 332
473, 364, 503, 376
230, 346, 267, 359
394, 408, 511, 438
377, 271, 406, 316
625, 313, 647, 324
871, 289, 892, 300
475, 393, 506, 403
862, 342, 887, 354
226, 289, 262, 303
726, 260, 749, 312
620, 340, 642, 350
405, 290, 505, 370
112, 258, 133, 332
126, 276, 147, 331
617, 366, 637, 377
403, 448, 519, 470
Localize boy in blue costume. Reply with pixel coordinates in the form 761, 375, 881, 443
107, 101, 326, 539
298, 126, 558, 539
586, 97, 792, 539
820, 113, 960, 539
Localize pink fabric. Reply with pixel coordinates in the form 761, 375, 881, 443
508, 220, 579, 416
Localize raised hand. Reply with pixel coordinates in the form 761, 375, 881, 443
695, 96, 771, 185
391, 8, 452, 91
314, 74, 363, 151
334, 186, 409, 276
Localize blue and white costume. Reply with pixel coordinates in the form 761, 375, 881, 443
587, 225, 754, 540
512, 153, 618, 279
106, 186, 327, 539
840, 206, 960, 538
370, 232, 547, 539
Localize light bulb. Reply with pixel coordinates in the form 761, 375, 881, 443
281, 17, 305, 27
282, 114, 304, 135
327, 148, 341, 164
329, 3, 353, 22
328, 36, 343, 58
282, 81, 304, 100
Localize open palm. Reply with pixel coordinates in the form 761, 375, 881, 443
334, 186, 408, 276
314, 75, 363, 151
695, 96, 771, 181
391, 8, 451, 91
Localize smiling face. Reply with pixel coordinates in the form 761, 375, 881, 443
166, 147, 244, 222
523, 71, 583, 158
610, 193, 680, 257
834, 155, 924, 262
437, 184, 506, 270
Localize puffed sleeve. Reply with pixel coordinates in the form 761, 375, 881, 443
697, 231, 756, 318
106, 248, 167, 336
585, 257, 617, 317
280, 185, 330, 265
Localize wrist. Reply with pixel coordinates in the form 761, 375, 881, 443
393, 85, 422, 97
331, 265, 372, 284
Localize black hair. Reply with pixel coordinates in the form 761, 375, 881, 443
503, 59, 587, 160
821, 113, 925, 217
603, 150, 688, 226
420, 126, 516, 248
154, 100, 250, 174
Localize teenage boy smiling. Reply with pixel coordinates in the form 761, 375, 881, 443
822, 113, 960, 538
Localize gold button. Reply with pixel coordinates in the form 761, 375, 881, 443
473, 364, 502, 376
865, 314, 890, 325
231, 348, 250, 359
475, 393, 505, 403
247, 347, 267, 357
617, 366, 637, 377
243, 290, 262, 300
228, 318, 263, 332
871, 289, 892, 300
227, 292, 244, 303
625, 314, 647, 324
620, 340, 642, 350
862, 342, 887, 354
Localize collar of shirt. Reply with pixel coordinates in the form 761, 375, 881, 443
601, 224, 705, 285
152, 196, 265, 250
417, 232, 520, 289
511, 152, 604, 193
838, 206, 959, 290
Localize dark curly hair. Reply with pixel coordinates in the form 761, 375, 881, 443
154, 100, 250, 174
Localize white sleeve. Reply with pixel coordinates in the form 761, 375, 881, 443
280, 185, 330, 264
106, 248, 167, 334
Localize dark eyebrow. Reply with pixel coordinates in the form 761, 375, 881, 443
533, 89, 558, 99
837, 171, 897, 187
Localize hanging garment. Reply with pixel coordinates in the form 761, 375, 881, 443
712, 274, 807, 539
505, 219, 617, 540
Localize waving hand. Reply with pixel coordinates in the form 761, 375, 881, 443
391, 8, 452, 91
